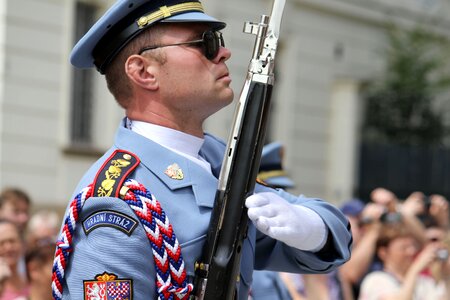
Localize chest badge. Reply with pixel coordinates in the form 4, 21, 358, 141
164, 163, 184, 180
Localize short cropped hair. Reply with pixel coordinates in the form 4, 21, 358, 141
0, 188, 31, 208
104, 23, 167, 108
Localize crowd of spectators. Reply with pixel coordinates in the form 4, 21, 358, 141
277, 188, 450, 300
0, 188, 60, 300
0, 183, 448, 300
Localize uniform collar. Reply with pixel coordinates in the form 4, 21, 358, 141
115, 119, 218, 208
129, 120, 204, 157
128, 119, 211, 173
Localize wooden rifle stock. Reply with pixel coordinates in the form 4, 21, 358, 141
191, 1, 285, 299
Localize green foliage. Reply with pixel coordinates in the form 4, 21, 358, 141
363, 25, 450, 146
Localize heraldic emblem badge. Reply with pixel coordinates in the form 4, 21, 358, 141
84, 272, 132, 300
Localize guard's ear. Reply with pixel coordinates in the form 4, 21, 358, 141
125, 54, 158, 90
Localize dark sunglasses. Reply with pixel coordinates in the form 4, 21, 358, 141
138, 30, 224, 60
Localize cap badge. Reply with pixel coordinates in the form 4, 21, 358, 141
165, 163, 184, 180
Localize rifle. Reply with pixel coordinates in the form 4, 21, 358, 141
191, 0, 286, 299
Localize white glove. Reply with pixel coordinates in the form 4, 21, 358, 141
246, 192, 328, 251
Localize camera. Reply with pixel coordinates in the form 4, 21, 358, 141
436, 248, 449, 261
379, 211, 402, 224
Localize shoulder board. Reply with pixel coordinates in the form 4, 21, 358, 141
92, 149, 140, 198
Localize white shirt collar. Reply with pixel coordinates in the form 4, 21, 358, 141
128, 119, 211, 173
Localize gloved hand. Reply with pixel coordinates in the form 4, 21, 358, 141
246, 192, 327, 251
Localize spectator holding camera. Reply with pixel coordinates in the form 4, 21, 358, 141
358, 219, 449, 300
340, 188, 447, 300
370, 188, 428, 246
338, 200, 383, 299
417, 215, 450, 290
339, 188, 419, 300
403, 192, 450, 230
427, 194, 450, 229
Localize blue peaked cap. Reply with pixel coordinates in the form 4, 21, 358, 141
258, 142, 295, 189
70, 0, 226, 74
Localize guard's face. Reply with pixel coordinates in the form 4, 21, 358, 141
155, 24, 234, 121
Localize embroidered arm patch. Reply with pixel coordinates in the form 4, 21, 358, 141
82, 210, 138, 236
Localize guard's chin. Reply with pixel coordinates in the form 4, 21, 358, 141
224, 89, 235, 104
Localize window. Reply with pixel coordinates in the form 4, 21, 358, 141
70, 1, 96, 146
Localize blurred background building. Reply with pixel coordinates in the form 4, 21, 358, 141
0, 0, 449, 211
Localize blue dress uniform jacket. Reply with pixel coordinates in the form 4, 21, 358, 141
61, 120, 351, 299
